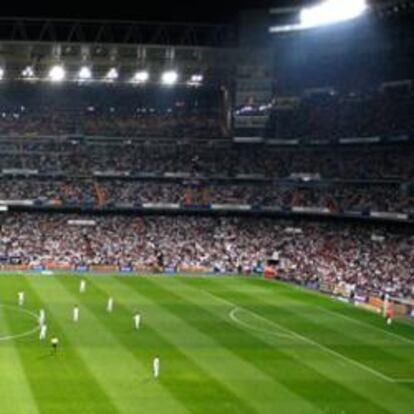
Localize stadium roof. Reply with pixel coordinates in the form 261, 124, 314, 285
0, 18, 235, 48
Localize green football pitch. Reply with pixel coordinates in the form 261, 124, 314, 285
0, 274, 413, 414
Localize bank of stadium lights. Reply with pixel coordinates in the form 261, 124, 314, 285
269, 0, 369, 33
300, 0, 368, 28
105, 68, 119, 81
132, 70, 149, 84
0, 68, 4, 80
188, 74, 203, 86
48, 65, 66, 82
191, 74, 203, 83
22, 66, 35, 79
78, 66, 92, 81
161, 70, 178, 85
9, 65, 200, 85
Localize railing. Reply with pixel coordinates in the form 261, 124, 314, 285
1, 200, 412, 225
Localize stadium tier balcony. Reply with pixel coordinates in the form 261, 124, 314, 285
266, 87, 414, 141
0, 83, 224, 139
0, 140, 412, 179
0, 179, 412, 217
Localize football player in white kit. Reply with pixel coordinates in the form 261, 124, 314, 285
39, 309, 46, 327
153, 355, 160, 379
39, 323, 47, 341
79, 279, 86, 293
18, 291, 25, 306
73, 305, 80, 322
133, 312, 141, 330
107, 297, 114, 313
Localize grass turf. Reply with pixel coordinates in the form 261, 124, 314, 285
0, 273, 413, 414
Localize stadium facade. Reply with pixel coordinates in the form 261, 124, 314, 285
0, 3, 412, 314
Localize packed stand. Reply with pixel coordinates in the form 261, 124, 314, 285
0, 83, 223, 138
0, 179, 412, 215
0, 139, 413, 180
267, 87, 414, 140
0, 213, 412, 299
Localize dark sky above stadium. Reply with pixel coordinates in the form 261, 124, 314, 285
2, 0, 277, 23
1, 1, 389, 24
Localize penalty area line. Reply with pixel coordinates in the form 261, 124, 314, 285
315, 305, 414, 346
392, 378, 414, 384
229, 307, 296, 340
0, 304, 40, 342
202, 289, 396, 383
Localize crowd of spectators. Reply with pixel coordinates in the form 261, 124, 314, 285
0, 83, 223, 138
267, 87, 414, 140
81, 113, 222, 138
113, 182, 412, 215
0, 83, 412, 307
0, 179, 412, 214
0, 179, 96, 205
0, 111, 222, 138
0, 140, 413, 179
0, 83, 414, 142
0, 213, 412, 299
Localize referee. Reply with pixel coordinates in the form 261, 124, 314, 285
51, 337, 59, 355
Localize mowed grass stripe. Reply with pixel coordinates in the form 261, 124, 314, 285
113, 276, 324, 414
27, 276, 188, 414
172, 276, 412, 414
58, 275, 256, 414
238, 279, 414, 379
224, 278, 414, 378
244, 278, 414, 346
1, 275, 118, 414
0, 302, 40, 414
127, 276, 392, 414
247, 278, 414, 343
112, 275, 324, 414
180, 276, 414, 414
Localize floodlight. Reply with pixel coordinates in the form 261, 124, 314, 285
49, 65, 65, 82
22, 66, 35, 78
78, 66, 92, 80
133, 70, 149, 83
161, 70, 178, 85
300, 0, 368, 28
187, 74, 204, 86
191, 74, 203, 83
105, 68, 119, 80
193, 74, 203, 82
0, 68, 4, 80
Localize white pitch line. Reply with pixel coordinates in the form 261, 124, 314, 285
0, 304, 40, 342
229, 306, 394, 383
393, 379, 414, 383
242, 279, 414, 346
315, 305, 414, 346
229, 307, 295, 340
201, 289, 395, 383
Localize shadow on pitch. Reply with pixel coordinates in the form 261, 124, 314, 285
141, 376, 153, 385
37, 352, 60, 360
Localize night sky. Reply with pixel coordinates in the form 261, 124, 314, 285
0, 1, 390, 24
1, 0, 277, 23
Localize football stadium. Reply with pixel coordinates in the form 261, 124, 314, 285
0, 0, 413, 413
